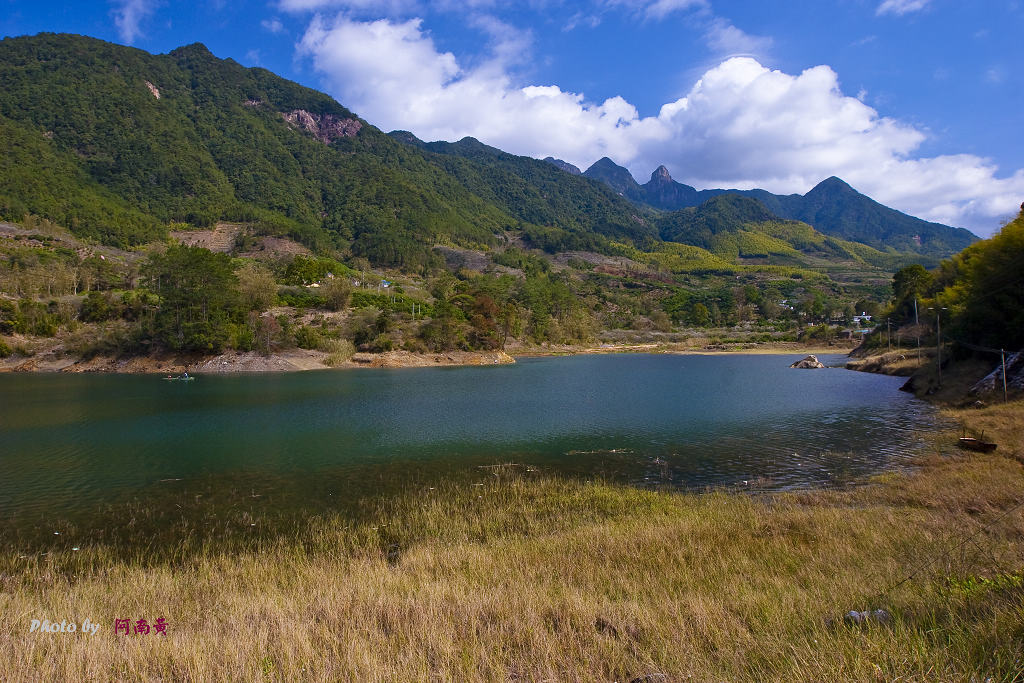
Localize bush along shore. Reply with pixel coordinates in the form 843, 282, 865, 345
1, 400, 1022, 680
2, 215, 874, 374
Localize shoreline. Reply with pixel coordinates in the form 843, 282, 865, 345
3, 399, 1021, 679
0, 340, 856, 374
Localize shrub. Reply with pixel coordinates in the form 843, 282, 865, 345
322, 339, 356, 366
321, 277, 352, 311
294, 325, 323, 350
80, 291, 113, 323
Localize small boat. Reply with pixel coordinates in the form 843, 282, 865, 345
162, 375, 195, 382
958, 437, 997, 453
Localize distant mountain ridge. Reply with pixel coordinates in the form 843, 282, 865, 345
569, 157, 977, 260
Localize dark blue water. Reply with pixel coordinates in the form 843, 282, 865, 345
0, 354, 940, 517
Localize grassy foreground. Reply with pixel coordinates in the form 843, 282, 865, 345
1, 405, 1023, 680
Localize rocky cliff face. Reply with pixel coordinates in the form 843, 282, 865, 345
969, 351, 1024, 398
283, 110, 362, 144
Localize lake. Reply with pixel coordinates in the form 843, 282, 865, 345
0, 353, 941, 526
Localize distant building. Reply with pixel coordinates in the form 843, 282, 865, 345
852, 312, 873, 325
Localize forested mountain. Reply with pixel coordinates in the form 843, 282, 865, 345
579, 158, 977, 261
386, 133, 658, 252
0, 34, 515, 267
655, 194, 897, 268
0, 32, 968, 275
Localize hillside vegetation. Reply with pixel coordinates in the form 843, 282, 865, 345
856, 206, 1024, 399
0, 33, 962, 365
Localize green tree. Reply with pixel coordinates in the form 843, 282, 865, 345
691, 302, 712, 327
237, 261, 278, 312
945, 208, 1024, 349
321, 276, 352, 311
145, 245, 239, 351
891, 264, 934, 321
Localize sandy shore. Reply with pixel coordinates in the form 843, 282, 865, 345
513, 340, 857, 358
0, 347, 517, 373
0, 338, 855, 374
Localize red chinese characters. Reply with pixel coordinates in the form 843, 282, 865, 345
114, 618, 168, 636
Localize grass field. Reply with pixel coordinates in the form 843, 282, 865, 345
1, 402, 1022, 681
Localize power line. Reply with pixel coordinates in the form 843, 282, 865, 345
864, 495, 1024, 610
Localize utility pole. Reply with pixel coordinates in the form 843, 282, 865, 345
887, 319, 892, 352
1002, 349, 1008, 403
929, 306, 947, 387
915, 298, 921, 364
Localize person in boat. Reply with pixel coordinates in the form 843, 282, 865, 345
183, 371, 189, 379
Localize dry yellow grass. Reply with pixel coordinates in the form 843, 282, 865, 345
2, 402, 1023, 681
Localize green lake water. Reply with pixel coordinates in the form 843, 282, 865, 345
0, 353, 941, 526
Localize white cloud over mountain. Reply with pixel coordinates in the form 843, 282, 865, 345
111, 0, 158, 43
299, 13, 1024, 235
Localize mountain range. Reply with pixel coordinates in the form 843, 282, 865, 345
576, 158, 976, 259
0, 33, 976, 273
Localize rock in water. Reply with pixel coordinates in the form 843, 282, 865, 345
790, 355, 826, 369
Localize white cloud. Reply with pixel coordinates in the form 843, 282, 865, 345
876, 0, 932, 17
985, 66, 1006, 84
279, 0, 493, 13
110, 0, 158, 44
261, 18, 286, 34
298, 15, 1024, 235
703, 18, 771, 56
468, 14, 533, 70
599, 0, 708, 20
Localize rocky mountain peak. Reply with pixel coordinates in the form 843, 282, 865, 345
651, 165, 673, 183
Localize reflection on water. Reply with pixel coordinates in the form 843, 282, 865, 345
0, 354, 943, 524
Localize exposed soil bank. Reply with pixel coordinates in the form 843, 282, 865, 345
848, 344, 1024, 406
0, 338, 855, 374
845, 348, 934, 377
513, 340, 858, 358
0, 347, 516, 373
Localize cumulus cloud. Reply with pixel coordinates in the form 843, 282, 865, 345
110, 0, 158, 44
876, 0, 932, 17
298, 15, 1024, 235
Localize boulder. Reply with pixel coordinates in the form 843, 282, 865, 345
968, 351, 1024, 397
841, 609, 891, 626
790, 355, 826, 369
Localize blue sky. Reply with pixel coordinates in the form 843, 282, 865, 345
2, 1, 1022, 235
